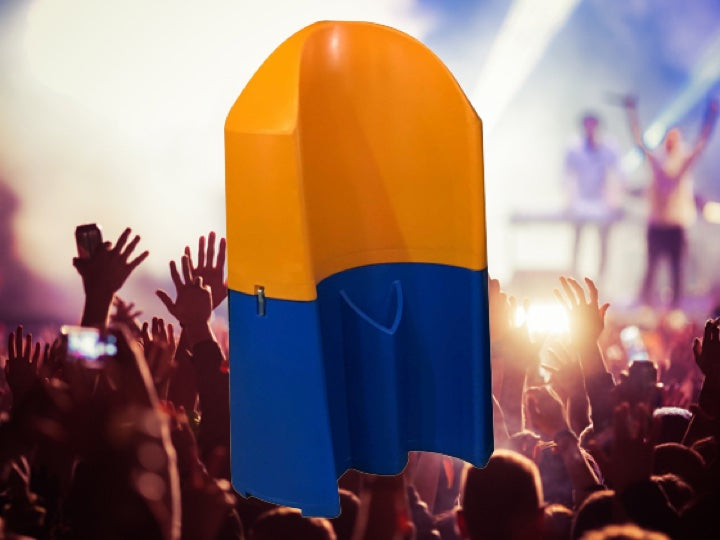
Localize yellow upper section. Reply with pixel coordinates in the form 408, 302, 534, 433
225, 21, 487, 301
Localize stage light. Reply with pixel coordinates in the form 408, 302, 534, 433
649, 31, 720, 138
703, 201, 720, 223
515, 303, 569, 336
622, 30, 720, 173
471, 0, 580, 131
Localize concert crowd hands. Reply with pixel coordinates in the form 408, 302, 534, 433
184, 231, 228, 310
3, 225, 720, 539
142, 317, 177, 400
156, 257, 214, 347
554, 276, 610, 354
482, 274, 720, 539
73, 227, 149, 329
691, 317, 720, 420
111, 296, 144, 336
544, 344, 584, 403
0, 228, 240, 540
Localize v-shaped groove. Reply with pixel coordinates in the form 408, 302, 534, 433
339, 280, 403, 335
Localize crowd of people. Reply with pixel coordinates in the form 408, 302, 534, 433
1, 224, 720, 540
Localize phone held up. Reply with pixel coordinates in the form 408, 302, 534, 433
75, 223, 103, 259
61, 325, 117, 369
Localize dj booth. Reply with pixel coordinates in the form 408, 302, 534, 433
507, 207, 625, 276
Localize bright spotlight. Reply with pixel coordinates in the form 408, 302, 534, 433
471, 0, 581, 131
622, 30, 720, 173
515, 303, 569, 336
703, 201, 720, 224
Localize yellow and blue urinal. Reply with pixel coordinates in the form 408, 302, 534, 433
225, 21, 493, 517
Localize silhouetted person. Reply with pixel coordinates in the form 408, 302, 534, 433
457, 450, 544, 540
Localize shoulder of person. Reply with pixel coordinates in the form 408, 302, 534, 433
599, 138, 621, 159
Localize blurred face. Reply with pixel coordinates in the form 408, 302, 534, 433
582, 116, 599, 141
664, 128, 681, 153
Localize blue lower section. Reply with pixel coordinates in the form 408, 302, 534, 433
228, 263, 493, 517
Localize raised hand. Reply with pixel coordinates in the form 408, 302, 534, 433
545, 344, 584, 402
73, 227, 149, 299
110, 296, 143, 336
141, 317, 176, 400
691, 318, 720, 418
692, 318, 720, 379
156, 256, 213, 347
525, 386, 569, 440
74, 227, 149, 329
489, 277, 512, 343
185, 232, 227, 309
38, 338, 63, 380
554, 276, 610, 351
6, 326, 41, 407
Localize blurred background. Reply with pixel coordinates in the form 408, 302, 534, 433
1, 0, 720, 326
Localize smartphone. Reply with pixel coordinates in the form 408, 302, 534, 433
619, 325, 649, 363
75, 224, 103, 258
628, 359, 658, 388
61, 325, 117, 368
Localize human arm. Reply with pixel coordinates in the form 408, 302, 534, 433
492, 395, 511, 449
167, 404, 238, 540
73, 227, 148, 329
554, 277, 615, 431
676, 98, 719, 180
546, 345, 591, 435
489, 279, 527, 434
141, 317, 176, 401
156, 256, 230, 476
683, 318, 720, 444
5, 326, 40, 409
592, 403, 679, 535
525, 386, 601, 506
165, 232, 227, 411
623, 96, 654, 159
495, 309, 541, 435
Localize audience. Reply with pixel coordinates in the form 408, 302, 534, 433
2, 225, 720, 538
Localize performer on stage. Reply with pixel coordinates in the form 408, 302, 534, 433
564, 112, 624, 279
624, 96, 718, 308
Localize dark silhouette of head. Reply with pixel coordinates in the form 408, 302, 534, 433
652, 443, 706, 495
457, 450, 544, 540
573, 490, 616, 539
581, 112, 600, 146
652, 407, 692, 444
579, 523, 669, 539
542, 504, 573, 540
250, 508, 336, 540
